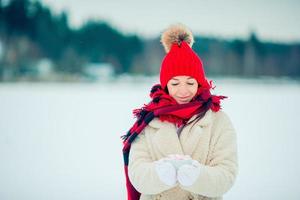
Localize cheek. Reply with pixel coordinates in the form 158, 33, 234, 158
190, 85, 198, 96
167, 86, 177, 97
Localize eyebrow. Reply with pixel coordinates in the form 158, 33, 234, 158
171, 77, 194, 81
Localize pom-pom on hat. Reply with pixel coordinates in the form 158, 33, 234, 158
160, 24, 209, 89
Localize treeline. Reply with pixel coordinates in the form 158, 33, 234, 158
141, 33, 300, 78
194, 33, 300, 77
0, 0, 299, 82
0, 0, 143, 81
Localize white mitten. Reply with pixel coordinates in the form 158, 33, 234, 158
154, 158, 177, 186
177, 160, 202, 186
164, 154, 193, 170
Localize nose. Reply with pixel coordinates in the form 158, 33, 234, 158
177, 85, 190, 97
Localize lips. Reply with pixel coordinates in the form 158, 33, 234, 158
178, 96, 190, 100
177, 97, 190, 103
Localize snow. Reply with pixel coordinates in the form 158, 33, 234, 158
0, 78, 299, 199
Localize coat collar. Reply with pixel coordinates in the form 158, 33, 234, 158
148, 109, 213, 129
148, 109, 214, 157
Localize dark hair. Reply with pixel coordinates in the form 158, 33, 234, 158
177, 101, 211, 135
164, 87, 169, 94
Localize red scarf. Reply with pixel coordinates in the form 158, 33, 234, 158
122, 81, 227, 200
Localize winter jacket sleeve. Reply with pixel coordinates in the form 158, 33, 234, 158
180, 111, 238, 197
128, 131, 176, 194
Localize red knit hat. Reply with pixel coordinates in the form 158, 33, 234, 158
160, 24, 209, 89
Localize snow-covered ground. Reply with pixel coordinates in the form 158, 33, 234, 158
0, 78, 299, 200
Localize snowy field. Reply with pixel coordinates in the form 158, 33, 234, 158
0, 77, 300, 200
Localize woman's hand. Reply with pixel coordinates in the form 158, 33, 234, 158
164, 154, 193, 170
154, 154, 202, 187
154, 158, 177, 186
177, 159, 202, 186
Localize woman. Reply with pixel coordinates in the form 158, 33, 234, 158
122, 24, 238, 200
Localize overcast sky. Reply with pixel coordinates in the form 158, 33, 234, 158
41, 0, 300, 43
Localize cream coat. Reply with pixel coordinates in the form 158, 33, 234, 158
128, 110, 238, 200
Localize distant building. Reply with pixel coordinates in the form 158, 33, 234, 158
36, 59, 54, 77
84, 62, 115, 81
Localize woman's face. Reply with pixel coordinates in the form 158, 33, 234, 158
167, 76, 198, 104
